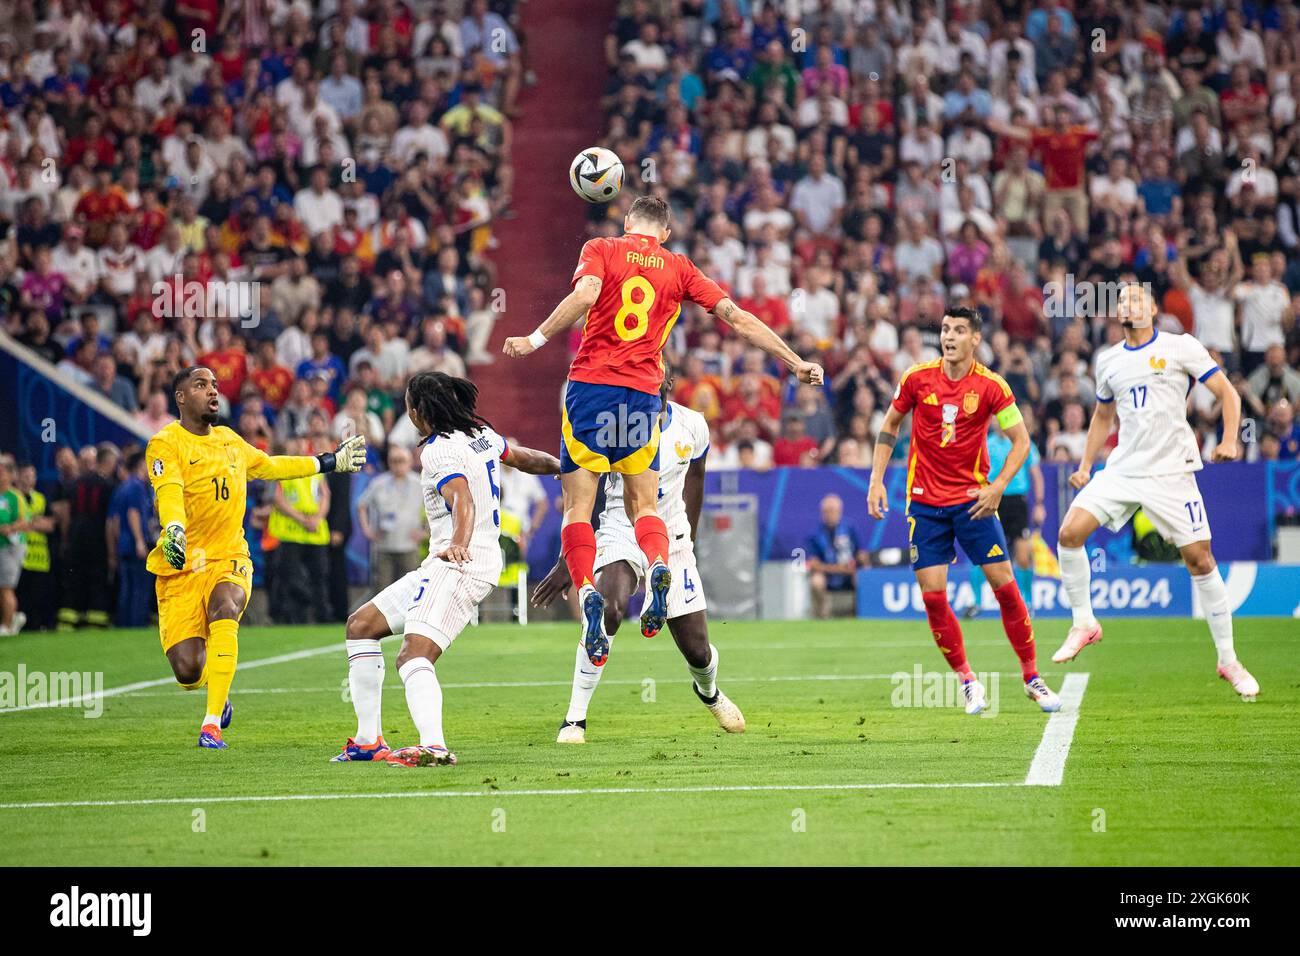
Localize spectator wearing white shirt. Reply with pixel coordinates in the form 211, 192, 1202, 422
1217, 9, 1267, 73
294, 166, 345, 236
49, 226, 98, 303
95, 223, 144, 300
1173, 232, 1244, 369
788, 267, 839, 343
622, 20, 668, 76
392, 100, 450, 166
133, 59, 182, 114
1235, 255, 1292, 376
789, 153, 845, 238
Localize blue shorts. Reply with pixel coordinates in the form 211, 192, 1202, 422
906, 500, 1011, 569
560, 380, 661, 475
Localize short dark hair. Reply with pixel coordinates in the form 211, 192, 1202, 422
172, 365, 207, 393
943, 306, 981, 333
628, 195, 671, 230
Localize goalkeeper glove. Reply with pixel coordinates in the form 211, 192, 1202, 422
317, 434, 367, 474
161, 522, 187, 571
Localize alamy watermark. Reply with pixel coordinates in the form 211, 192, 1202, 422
1044, 277, 1155, 321
890, 665, 1001, 717
0, 665, 105, 717
152, 275, 261, 328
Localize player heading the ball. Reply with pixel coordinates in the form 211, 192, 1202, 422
503, 195, 823, 670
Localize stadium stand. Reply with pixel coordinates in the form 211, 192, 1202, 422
3, 0, 1300, 632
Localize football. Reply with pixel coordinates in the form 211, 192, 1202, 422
569, 146, 624, 203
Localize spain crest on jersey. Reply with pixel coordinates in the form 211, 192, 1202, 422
962, 390, 979, 415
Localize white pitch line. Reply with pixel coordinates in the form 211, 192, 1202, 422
1023, 672, 1090, 786
0, 780, 1020, 811
0, 638, 395, 716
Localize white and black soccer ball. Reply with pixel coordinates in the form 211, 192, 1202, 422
569, 146, 624, 203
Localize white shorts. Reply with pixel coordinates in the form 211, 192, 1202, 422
370, 560, 495, 650
594, 522, 707, 619
1070, 469, 1211, 548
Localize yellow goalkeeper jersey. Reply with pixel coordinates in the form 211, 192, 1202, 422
145, 421, 318, 577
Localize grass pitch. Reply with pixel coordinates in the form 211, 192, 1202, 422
0, 616, 1296, 866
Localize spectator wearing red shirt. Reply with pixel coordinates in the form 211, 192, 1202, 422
249, 339, 294, 410
772, 414, 819, 466
74, 169, 133, 247
722, 372, 782, 443
736, 274, 791, 337
1002, 104, 1097, 234
198, 322, 249, 402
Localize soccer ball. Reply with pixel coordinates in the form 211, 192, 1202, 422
569, 146, 624, 203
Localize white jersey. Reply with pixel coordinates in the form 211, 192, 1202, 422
1094, 329, 1220, 477
602, 402, 710, 539
419, 426, 507, 583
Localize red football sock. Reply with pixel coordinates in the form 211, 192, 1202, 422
560, 522, 597, 589
993, 579, 1038, 681
921, 590, 972, 680
633, 514, 670, 567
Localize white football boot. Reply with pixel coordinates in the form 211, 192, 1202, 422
1052, 621, 1103, 663
962, 678, 988, 715
1217, 661, 1260, 701
1024, 675, 1061, 712
556, 720, 587, 744
694, 684, 745, 733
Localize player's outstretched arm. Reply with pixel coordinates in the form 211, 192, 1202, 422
712, 297, 824, 385
1070, 401, 1118, 488
867, 406, 905, 519
1203, 370, 1243, 462
502, 443, 561, 476
247, 435, 368, 480
437, 476, 475, 565
503, 275, 603, 357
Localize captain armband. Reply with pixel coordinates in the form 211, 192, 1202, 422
996, 403, 1024, 430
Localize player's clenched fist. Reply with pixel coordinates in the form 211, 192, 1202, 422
1212, 438, 1240, 462
161, 521, 187, 571
1068, 466, 1092, 489
867, 482, 889, 519
796, 362, 824, 386
502, 336, 535, 358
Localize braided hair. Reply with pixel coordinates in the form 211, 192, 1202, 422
405, 371, 495, 440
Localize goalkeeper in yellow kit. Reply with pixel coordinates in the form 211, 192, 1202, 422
146, 366, 366, 748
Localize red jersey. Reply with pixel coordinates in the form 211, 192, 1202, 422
890, 360, 1018, 507
567, 233, 725, 396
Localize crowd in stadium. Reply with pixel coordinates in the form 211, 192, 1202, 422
0, 0, 526, 628
587, 0, 1300, 468
5, 0, 1300, 632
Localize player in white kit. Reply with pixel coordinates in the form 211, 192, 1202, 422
1052, 285, 1261, 699
331, 371, 560, 765
532, 384, 745, 742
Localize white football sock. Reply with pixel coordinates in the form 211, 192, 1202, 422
346, 638, 385, 745
1191, 568, 1237, 665
203, 713, 222, 728
1057, 545, 1097, 627
565, 640, 608, 722
398, 656, 445, 748
688, 643, 719, 698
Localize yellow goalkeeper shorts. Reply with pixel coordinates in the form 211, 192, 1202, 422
156, 559, 252, 652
